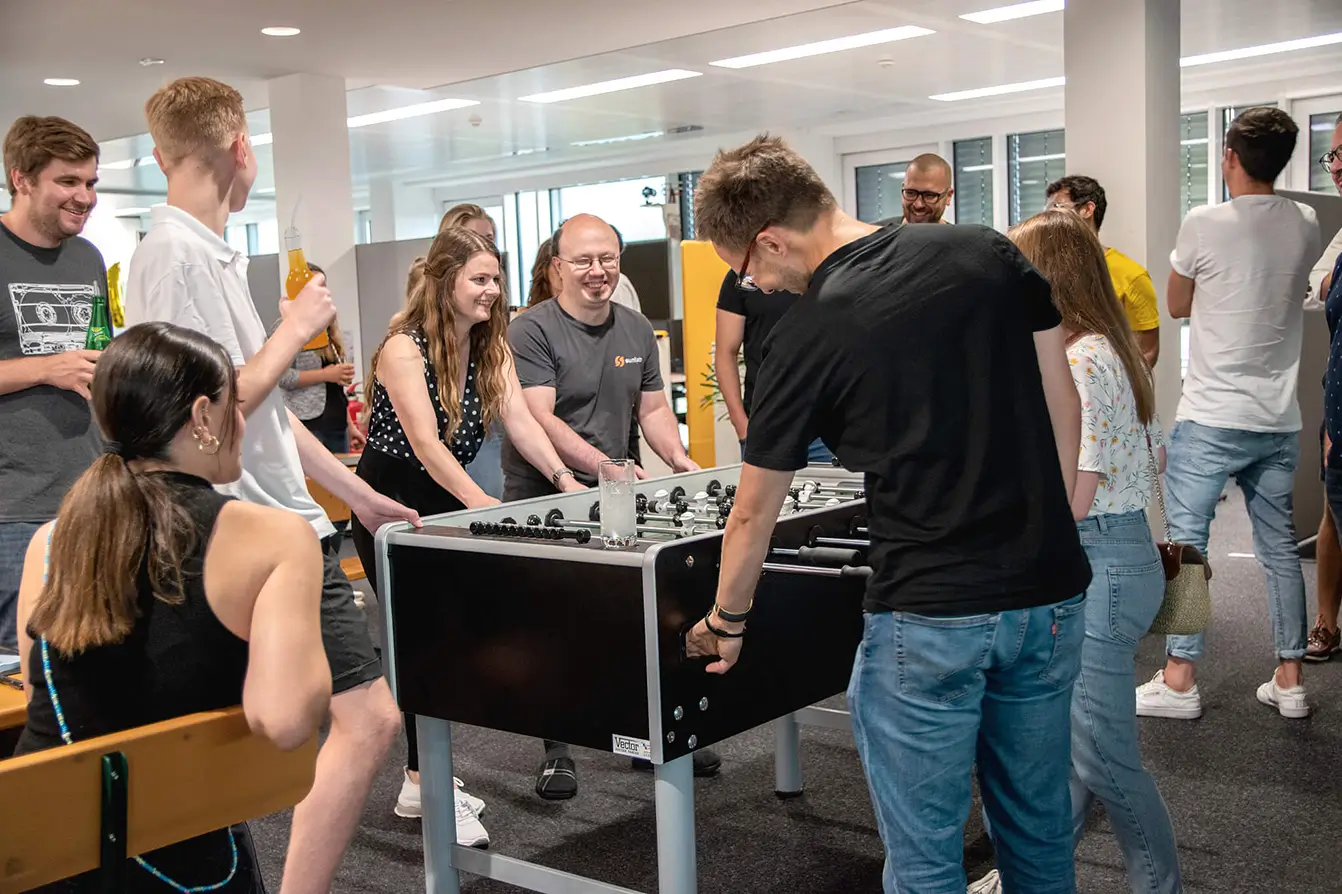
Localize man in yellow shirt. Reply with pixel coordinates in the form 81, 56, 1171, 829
1046, 175, 1161, 366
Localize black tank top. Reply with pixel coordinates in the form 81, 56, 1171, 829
16, 471, 261, 893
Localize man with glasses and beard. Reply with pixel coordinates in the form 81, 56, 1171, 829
0, 116, 107, 652
878, 153, 954, 225
499, 212, 711, 800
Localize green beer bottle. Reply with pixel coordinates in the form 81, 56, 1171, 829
84, 292, 112, 351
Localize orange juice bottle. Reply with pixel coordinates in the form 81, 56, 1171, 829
285, 226, 328, 351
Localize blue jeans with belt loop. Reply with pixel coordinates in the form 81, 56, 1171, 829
1072, 510, 1182, 894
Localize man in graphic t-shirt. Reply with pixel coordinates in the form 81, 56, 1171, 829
1137, 107, 1321, 722
685, 134, 1091, 893
0, 116, 107, 650
714, 270, 833, 463
500, 213, 714, 798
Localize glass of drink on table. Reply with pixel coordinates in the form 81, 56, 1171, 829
598, 459, 638, 549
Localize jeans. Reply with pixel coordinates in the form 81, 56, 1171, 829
1162, 420, 1307, 662
0, 521, 41, 651
467, 427, 504, 500
1072, 511, 1182, 894
847, 596, 1085, 894
310, 427, 349, 455
739, 438, 834, 465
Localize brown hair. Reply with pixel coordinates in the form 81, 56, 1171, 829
3, 116, 99, 197
1009, 210, 1155, 425
439, 203, 494, 237
366, 228, 510, 436
304, 262, 347, 364
30, 323, 241, 654
694, 133, 836, 254
145, 76, 248, 168
527, 239, 557, 307
1225, 107, 1299, 184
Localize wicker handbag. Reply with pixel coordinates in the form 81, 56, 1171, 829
1145, 433, 1213, 636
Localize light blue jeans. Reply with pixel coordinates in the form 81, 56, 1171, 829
0, 521, 42, 651
848, 597, 1085, 894
1072, 510, 1182, 894
739, 438, 834, 465
467, 427, 504, 500
1162, 420, 1307, 662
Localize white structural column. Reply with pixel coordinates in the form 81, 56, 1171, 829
368, 178, 397, 244
268, 74, 363, 371
1064, 0, 1182, 430
369, 176, 443, 243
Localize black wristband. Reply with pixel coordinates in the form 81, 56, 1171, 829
713, 602, 752, 623
704, 614, 745, 638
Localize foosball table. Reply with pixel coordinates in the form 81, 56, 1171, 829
374, 463, 872, 894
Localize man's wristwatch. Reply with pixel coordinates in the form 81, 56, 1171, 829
551, 467, 575, 487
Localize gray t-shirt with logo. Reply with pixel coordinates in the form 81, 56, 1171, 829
0, 222, 107, 522
502, 299, 662, 498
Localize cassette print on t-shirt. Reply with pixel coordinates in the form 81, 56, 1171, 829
8, 280, 100, 355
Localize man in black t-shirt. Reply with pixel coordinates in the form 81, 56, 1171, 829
714, 270, 833, 464
686, 135, 1091, 894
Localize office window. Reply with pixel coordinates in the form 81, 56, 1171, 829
1180, 112, 1210, 217
355, 209, 372, 245
1310, 112, 1341, 193
255, 219, 279, 255
1008, 130, 1065, 225
953, 138, 993, 228
1220, 102, 1276, 199
854, 161, 909, 223
224, 226, 249, 256
554, 176, 669, 244
678, 171, 702, 240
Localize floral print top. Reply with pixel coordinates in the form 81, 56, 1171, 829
1069, 333, 1164, 516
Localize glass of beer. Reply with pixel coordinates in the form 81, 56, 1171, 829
598, 459, 638, 549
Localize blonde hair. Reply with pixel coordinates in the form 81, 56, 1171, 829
1009, 210, 1156, 425
366, 228, 510, 438
439, 203, 493, 236
145, 76, 248, 168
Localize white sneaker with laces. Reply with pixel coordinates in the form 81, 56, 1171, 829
455, 776, 486, 815
1256, 676, 1309, 719
1135, 670, 1203, 719
454, 791, 490, 848
966, 869, 1001, 894
394, 771, 487, 819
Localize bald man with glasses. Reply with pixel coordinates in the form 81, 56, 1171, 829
877, 153, 955, 226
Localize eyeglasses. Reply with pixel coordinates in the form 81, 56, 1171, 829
1319, 146, 1342, 173
556, 253, 621, 272
1044, 199, 1080, 212
901, 188, 950, 204
737, 223, 769, 291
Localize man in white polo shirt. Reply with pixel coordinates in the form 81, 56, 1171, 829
125, 76, 419, 893
1137, 107, 1321, 721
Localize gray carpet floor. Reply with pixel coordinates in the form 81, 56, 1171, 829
250, 487, 1342, 893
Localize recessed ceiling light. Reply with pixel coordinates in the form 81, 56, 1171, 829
113, 207, 151, 217
571, 130, 666, 147
261, 26, 301, 37
960, 0, 1064, 25
139, 58, 165, 67
929, 75, 1065, 101
1180, 30, 1342, 67
710, 26, 934, 69
98, 159, 137, 171
520, 70, 701, 104
346, 98, 479, 128
44, 78, 80, 87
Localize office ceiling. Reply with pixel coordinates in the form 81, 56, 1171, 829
8, 0, 1342, 208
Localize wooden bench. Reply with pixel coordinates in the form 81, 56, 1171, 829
0, 707, 316, 893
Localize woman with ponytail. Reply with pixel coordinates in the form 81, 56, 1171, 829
13, 322, 331, 892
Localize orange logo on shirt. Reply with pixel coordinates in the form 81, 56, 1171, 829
614, 355, 643, 368
615, 356, 625, 367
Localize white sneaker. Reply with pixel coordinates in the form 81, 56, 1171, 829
454, 776, 486, 816
1135, 670, 1203, 719
1256, 676, 1310, 719
454, 791, 490, 848
967, 869, 1001, 894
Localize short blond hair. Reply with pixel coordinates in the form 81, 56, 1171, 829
145, 76, 247, 167
694, 133, 835, 254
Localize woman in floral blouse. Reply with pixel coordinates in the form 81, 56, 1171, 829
1010, 209, 1182, 894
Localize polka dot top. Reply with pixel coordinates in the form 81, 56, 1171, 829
365, 329, 487, 471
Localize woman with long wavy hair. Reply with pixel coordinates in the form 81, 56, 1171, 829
352, 226, 583, 835
985, 209, 1181, 894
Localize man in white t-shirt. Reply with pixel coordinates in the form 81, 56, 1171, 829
1138, 107, 1322, 721
124, 77, 422, 893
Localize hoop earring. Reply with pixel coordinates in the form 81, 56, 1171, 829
193, 426, 221, 456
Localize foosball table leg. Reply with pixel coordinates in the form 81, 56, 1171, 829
418, 715, 462, 894
774, 713, 805, 799
654, 753, 697, 894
